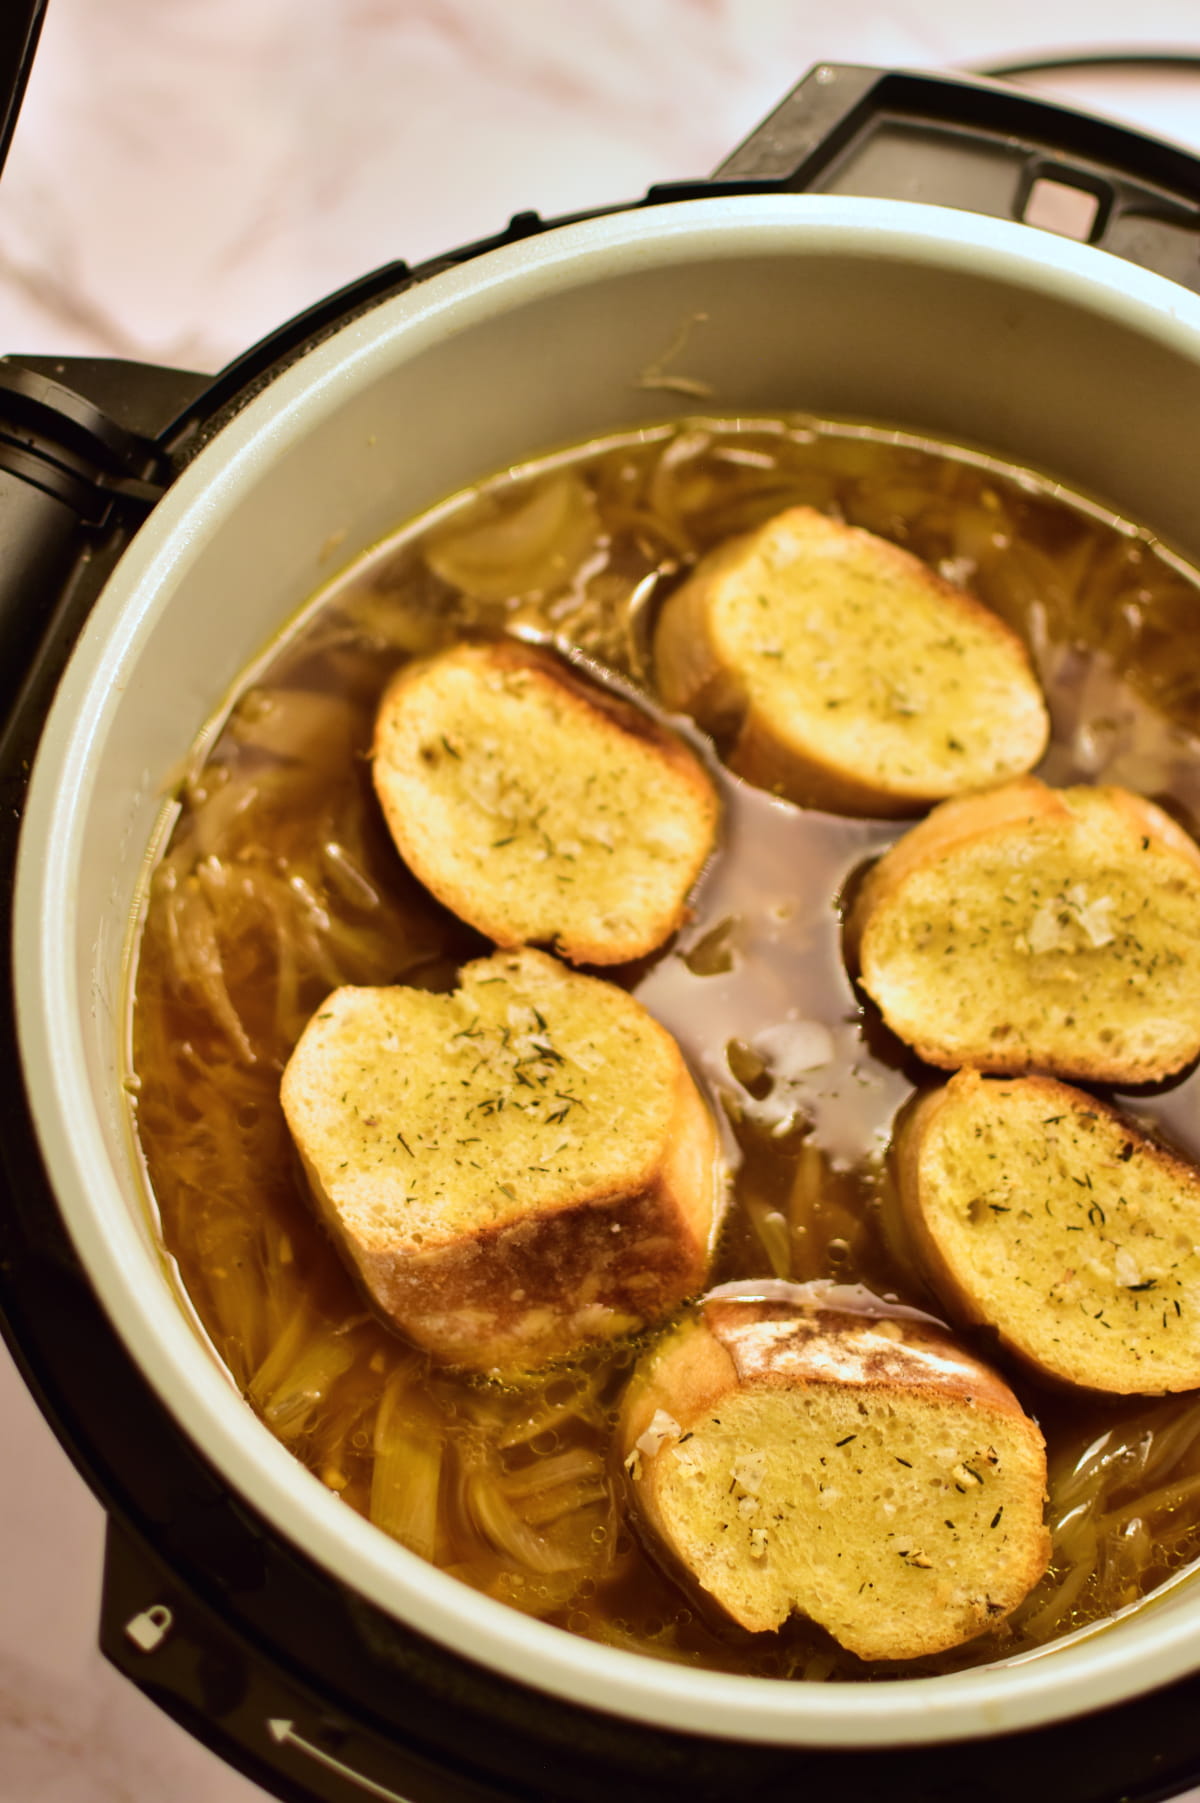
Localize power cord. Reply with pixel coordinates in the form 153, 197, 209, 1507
969, 49, 1200, 80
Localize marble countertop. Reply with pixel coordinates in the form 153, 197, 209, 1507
5, 2, 1200, 1798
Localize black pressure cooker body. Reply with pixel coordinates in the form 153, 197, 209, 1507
7, 63, 1200, 1803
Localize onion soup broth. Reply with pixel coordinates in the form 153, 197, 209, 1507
130, 417, 1200, 1680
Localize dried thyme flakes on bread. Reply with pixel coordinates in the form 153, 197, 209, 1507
372, 638, 719, 965
652, 504, 1048, 816
281, 947, 724, 1373
618, 1286, 1049, 1661
895, 1071, 1200, 1394
846, 777, 1200, 1084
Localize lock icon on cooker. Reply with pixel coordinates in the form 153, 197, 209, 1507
125, 1603, 174, 1653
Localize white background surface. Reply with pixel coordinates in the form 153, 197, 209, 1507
5, 2, 1200, 1798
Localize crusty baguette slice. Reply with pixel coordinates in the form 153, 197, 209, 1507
618, 1288, 1049, 1660
652, 505, 1048, 816
372, 639, 719, 964
895, 1071, 1200, 1394
280, 947, 723, 1372
846, 776, 1200, 1083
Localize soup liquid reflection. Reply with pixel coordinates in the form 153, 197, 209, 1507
131, 416, 1200, 1680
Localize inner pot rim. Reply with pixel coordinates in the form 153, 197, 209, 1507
16, 192, 1200, 1749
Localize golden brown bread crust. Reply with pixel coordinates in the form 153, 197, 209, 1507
894, 1071, 1200, 1394
846, 777, 1200, 1083
280, 948, 724, 1373
652, 505, 1048, 817
619, 1290, 1049, 1660
372, 638, 719, 964
622, 1295, 1036, 1438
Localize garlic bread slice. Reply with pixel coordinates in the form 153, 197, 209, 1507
848, 777, 1200, 1083
373, 639, 718, 964
896, 1071, 1200, 1394
281, 948, 723, 1372
619, 1288, 1048, 1660
653, 505, 1048, 816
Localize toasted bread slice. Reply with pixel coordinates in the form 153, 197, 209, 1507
372, 639, 719, 964
846, 777, 1200, 1083
280, 947, 723, 1372
895, 1071, 1200, 1394
619, 1287, 1049, 1660
652, 505, 1048, 816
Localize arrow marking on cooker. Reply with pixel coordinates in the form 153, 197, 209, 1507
267, 1719, 414, 1802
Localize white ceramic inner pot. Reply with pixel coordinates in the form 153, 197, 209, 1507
15, 194, 1200, 1750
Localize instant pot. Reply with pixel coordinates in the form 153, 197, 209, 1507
8, 7, 1200, 1796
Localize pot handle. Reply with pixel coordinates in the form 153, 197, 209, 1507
0, 355, 209, 745
706, 63, 1200, 294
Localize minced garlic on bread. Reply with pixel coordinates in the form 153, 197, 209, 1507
618, 1287, 1049, 1661
280, 947, 723, 1372
651, 505, 1048, 816
847, 777, 1200, 1084
372, 639, 719, 965
895, 1071, 1200, 1394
